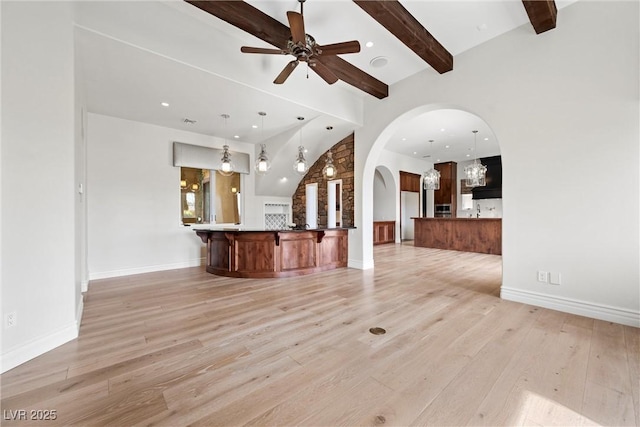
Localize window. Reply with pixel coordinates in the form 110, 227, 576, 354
180, 167, 241, 225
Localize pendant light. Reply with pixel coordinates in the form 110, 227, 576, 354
293, 117, 307, 175
255, 112, 271, 175
294, 145, 307, 175
423, 139, 440, 190
322, 150, 337, 179
219, 114, 234, 176
464, 130, 487, 187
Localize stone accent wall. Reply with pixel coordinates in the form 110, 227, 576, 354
292, 134, 354, 228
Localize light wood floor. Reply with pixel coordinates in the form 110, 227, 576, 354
2, 244, 638, 426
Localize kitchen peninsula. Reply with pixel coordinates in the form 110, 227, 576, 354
413, 218, 501, 255
195, 228, 349, 278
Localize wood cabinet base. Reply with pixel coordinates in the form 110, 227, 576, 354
413, 218, 502, 255
195, 229, 348, 278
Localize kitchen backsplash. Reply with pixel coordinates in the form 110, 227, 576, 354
459, 198, 502, 218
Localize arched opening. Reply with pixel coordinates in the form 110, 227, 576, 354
364, 104, 503, 286
373, 166, 398, 245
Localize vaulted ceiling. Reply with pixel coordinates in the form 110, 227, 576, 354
75, 0, 575, 195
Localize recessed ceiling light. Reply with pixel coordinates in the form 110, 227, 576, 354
445, 145, 450, 148
369, 56, 388, 68
365, 41, 374, 48
440, 128, 445, 132
466, 154, 470, 157
304, 149, 308, 153
402, 137, 407, 141
252, 124, 258, 129
234, 135, 240, 139
484, 137, 489, 141
281, 177, 288, 182
413, 151, 417, 155
161, 102, 169, 107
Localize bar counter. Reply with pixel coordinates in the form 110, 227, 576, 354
412, 217, 502, 255
195, 228, 350, 278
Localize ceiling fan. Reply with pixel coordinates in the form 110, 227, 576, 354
239, 0, 361, 85
184, 0, 387, 98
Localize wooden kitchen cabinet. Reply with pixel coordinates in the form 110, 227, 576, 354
434, 162, 457, 214
373, 221, 395, 245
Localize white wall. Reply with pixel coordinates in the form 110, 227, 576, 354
87, 113, 274, 280
353, 1, 639, 326
1, 2, 80, 372
373, 168, 396, 221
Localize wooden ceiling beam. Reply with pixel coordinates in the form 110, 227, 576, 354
185, 0, 389, 99
353, 0, 453, 74
522, 0, 557, 34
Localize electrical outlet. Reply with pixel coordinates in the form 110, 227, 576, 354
549, 272, 562, 285
537, 271, 548, 283
5, 311, 17, 328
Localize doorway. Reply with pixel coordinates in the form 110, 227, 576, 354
305, 183, 318, 229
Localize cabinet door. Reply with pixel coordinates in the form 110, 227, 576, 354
434, 163, 452, 205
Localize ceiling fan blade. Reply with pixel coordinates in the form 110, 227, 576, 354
320, 55, 387, 98
309, 59, 339, 85
287, 11, 306, 44
274, 60, 299, 84
241, 46, 288, 55
317, 41, 361, 56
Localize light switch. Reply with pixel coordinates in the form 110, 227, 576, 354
549, 272, 562, 285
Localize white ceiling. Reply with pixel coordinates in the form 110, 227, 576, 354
75, 0, 577, 187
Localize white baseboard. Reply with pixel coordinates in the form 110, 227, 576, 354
76, 297, 84, 333
501, 287, 640, 327
81, 279, 89, 293
89, 258, 204, 281
348, 258, 374, 270
1, 322, 79, 374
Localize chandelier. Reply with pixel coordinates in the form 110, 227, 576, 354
464, 130, 486, 187
423, 139, 440, 190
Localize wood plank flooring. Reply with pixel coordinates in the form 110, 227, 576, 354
1, 243, 638, 426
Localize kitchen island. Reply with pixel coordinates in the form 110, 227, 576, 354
412, 218, 502, 255
195, 228, 349, 278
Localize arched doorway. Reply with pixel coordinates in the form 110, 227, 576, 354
363, 105, 502, 268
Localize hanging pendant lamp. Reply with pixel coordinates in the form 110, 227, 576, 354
423, 139, 440, 190
255, 112, 271, 175
293, 145, 307, 175
219, 114, 234, 176
322, 150, 337, 179
464, 130, 487, 187
293, 118, 307, 175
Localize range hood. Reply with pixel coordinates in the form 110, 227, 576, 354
472, 155, 502, 200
